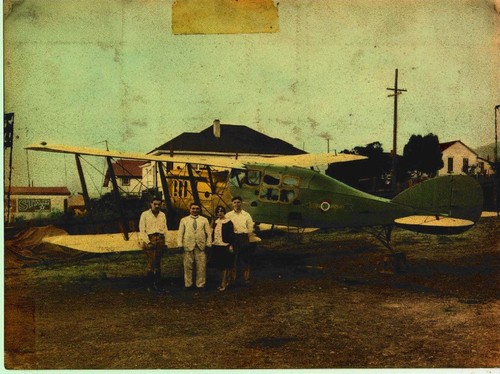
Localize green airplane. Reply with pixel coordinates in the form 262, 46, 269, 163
228, 162, 483, 272
230, 163, 482, 233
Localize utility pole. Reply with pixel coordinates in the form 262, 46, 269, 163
387, 69, 407, 194
495, 105, 499, 163
4, 113, 15, 224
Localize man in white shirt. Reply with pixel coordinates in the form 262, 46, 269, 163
139, 197, 168, 292
225, 196, 255, 284
177, 203, 212, 289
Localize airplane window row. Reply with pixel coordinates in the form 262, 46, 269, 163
230, 170, 302, 194
250, 171, 301, 188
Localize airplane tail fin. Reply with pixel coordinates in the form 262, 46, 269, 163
391, 175, 483, 234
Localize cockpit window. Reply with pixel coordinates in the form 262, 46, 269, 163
263, 174, 280, 186
230, 169, 246, 188
246, 170, 261, 186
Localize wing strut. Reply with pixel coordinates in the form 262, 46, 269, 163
365, 225, 408, 273
106, 157, 129, 240
75, 154, 93, 217
206, 166, 217, 194
187, 163, 202, 208
157, 161, 177, 229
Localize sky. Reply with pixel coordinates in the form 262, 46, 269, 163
3, 0, 500, 197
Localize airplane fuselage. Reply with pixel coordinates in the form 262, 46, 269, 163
229, 164, 417, 229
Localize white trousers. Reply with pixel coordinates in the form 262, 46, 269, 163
183, 247, 207, 288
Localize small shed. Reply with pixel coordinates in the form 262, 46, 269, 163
5, 186, 71, 222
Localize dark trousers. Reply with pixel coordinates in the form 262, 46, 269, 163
143, 234, 166, 288
234, 233, 252, 281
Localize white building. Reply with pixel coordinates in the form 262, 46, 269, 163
438, 140, 493, 176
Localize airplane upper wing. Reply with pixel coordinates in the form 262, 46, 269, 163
26, 142, 366, 169
243, 153, 366, 167
25, 143, 247, 169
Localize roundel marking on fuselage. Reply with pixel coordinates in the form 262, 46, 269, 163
320, 201, 331, 212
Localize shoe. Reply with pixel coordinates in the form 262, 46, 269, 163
217, 286, 226, 291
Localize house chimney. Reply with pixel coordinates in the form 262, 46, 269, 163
213, 119, 221, 138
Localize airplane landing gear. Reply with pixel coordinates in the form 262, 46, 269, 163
369, 225, 409, 274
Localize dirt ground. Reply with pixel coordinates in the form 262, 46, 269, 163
4, 217, 500, 369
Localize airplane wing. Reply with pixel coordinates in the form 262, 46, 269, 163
26, 142, 365, 169
26, 142, 247, 169
41, 231, 179, 252
243, 153, 366, 167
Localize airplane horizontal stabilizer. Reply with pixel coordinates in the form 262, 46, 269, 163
394, 215, 474, 235
391, 175, 483, 232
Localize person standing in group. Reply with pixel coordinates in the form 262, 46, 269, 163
226, 196, 255, 285
177, 203, 212, 290
211, 205, 236, 291
139, 196, 168, 292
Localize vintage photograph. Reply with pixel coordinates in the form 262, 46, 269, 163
3, 0, 499, 370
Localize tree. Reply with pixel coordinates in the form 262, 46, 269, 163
403, 133, 444, 178
353, 141, 384, 159
351, 142, 392, 179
